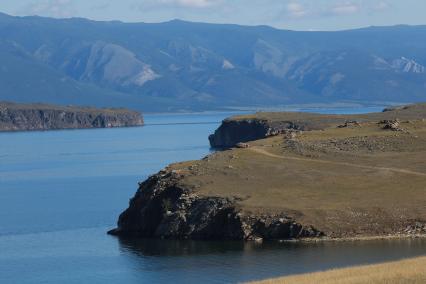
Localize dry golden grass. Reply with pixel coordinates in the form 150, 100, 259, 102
248, 256, 426, 284
169, 118, 426, 237
232, 103, 426, 122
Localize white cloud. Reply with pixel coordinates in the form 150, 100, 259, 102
374, 1, 390, 11
19, 0, 75, 18
132, 0, 222, 13
91, 2, 111, 11
332, 2, 359, 15
157, 0, 220, 8
286, 2, 308, 18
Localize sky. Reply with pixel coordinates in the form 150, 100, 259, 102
1, 0, 426, 31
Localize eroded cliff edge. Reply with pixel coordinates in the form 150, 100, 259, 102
108, 170, 322, 240
209, 104, 426, 148
0, 101, 144, 131
110, 104, 426, 241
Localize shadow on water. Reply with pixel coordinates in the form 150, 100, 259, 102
118, 237, 262, 257
115, 237, 426, 283
118, 236, 426, 258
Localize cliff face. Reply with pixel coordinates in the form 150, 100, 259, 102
209, 120, 271, 149
208, 104, 426, 148
0, 102, 143, 131
209, 115, 343, 148
108, 170, 323, 241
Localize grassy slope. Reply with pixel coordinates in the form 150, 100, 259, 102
229, 104, 426, 123
167, 107, 426, 238
248, 256, 426, 284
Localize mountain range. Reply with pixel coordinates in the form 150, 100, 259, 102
0, 12, 426, 111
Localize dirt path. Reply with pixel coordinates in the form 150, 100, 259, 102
249, 146, 426, 177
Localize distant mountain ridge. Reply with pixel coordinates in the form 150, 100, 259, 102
0, 12, 425, 111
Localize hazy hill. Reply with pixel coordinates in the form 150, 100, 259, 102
0, 12, 426, 111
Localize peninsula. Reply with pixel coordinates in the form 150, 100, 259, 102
0, 102, 144, 132
110, 104, 426, 241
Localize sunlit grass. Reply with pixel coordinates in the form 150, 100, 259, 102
249, 256, 426, 284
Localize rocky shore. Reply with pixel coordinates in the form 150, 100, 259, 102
110, 104, 426, 241
108, 170, 323, 240
0, 102, 143, 131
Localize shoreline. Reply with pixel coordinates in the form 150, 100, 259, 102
0, 101, 144, 132
0, 124, 145, 134
278, 233, 426, 244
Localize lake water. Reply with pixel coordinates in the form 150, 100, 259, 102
1, 108, 425, 284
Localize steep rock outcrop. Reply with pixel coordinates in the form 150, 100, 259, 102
108, 170, 323, 241
209, 117, 334, 148
209, 119, 271, 148
0, 102, 144, 131
209, 104, 426, 148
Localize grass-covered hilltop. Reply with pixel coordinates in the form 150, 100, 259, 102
0, 101, 143, 132
110, 104, 426, 241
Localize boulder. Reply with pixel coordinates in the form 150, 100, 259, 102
381, 119, 402, 131
235, 142, 250, 148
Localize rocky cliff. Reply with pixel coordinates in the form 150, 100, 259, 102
108, 170, 323, 241
0, 102, 144, 131
209, 104, 426, 148
208, 116, 334, 148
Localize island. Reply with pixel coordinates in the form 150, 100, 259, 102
0, 101, 144, 131
109, 104, 426, 241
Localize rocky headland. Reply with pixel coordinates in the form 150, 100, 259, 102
209, 104, 426, 148
110, 104, 426, 241
0, 101, 143, 131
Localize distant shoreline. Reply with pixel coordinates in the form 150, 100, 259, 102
0, 101, 144, 132
278, 234, 426, 244
141, 103, 394, 115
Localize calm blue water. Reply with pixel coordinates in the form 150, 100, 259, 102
1, 109, 425, 284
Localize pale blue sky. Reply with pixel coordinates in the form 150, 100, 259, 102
1, 0, 426, 31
